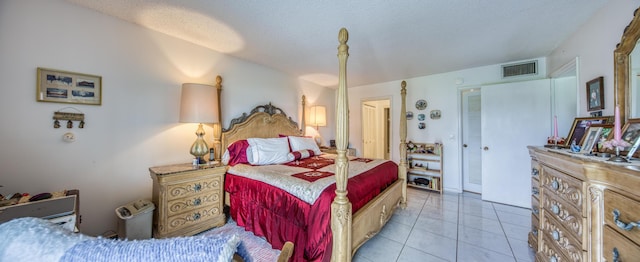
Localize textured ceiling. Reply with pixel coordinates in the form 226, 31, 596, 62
67, 0, 608, 88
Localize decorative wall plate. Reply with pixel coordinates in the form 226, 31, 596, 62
430, 110, 441, 119
406, 111, 414, 120
418, 122, 426, 129
415, 99, 427, 110
417, 114, 425, 121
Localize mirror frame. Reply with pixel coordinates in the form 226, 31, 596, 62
615, 7, 640, 124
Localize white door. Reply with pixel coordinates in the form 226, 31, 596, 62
462, 89, 482, 193
362, 104, 377, 158
481, 79, 550, 208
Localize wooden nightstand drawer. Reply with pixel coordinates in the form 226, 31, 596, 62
166, 175, 222, 199
166, 191, 221, 217
162, 204, 224, 236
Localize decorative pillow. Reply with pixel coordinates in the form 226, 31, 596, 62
287, 136, 322, 155
288, 149, 316, 161
221, 140, 250, 166
247, 137, 292, 165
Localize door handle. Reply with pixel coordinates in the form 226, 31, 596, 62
483, 146, 489, 151
463, 144, 468, 148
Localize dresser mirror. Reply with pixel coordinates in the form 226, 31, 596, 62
615, 8, 640, 123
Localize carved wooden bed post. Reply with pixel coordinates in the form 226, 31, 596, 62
213, 75, 223, 161
331, 27, 352, 262
399, 81, 408, 208
301, 95, 307, 135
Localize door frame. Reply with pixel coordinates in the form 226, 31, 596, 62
361, 96, 392, 159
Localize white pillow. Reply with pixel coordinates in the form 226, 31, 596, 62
288, 136, 322, 155
246, 137, 293, 165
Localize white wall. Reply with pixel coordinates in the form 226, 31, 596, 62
548, 0, 640, 117
349, 58, 546, 193
0, 0, 332, 236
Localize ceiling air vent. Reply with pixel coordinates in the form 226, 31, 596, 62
502, 60, 538, 78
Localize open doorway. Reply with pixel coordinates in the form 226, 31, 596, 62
362, 99, 391, 159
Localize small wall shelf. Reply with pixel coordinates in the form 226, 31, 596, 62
406, 142, 443, 193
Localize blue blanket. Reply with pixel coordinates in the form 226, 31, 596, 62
0, 217, 241, 262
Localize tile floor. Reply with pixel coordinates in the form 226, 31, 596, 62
353, 188, 536, 262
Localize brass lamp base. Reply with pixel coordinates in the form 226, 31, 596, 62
190, 123, 209, 164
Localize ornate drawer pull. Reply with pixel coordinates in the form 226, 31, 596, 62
532, 187, 539, 196
533, 207, 539, 215
531, 168, 539, 177
550, 255, 558, 262
551, 180, 559, 190
552, 230, 560, 241
613, 247, 620, 262
613, 209, 640, 231
532, 229, 538, 236
193, 198, 201, 206
552, 204, 560, 215
193, 212, 201, 220
194, 183, 202, 192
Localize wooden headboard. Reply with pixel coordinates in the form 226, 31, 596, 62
221, 103, 303, 151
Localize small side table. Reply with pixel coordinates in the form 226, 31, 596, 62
149, 162, 226, 238
321, 147, 356, 156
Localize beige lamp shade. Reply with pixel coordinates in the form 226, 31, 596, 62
308, 105, 327, 128
179, 83, 219, 164
179, 83, 219, 124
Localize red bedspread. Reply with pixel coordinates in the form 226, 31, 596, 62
225, 159, 398, 262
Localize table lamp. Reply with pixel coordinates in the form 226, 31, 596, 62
308, 105, 327, 145
179, 83, 219, 164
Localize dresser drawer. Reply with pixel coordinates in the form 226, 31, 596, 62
167, 191, 221, 217
543, 191, 585, 244
542, 167, 584, 215
603, 226, 640, 262
164, 204, 223, 234
537, 233, 571, 262
166, 175, 222, 199
541, 211, 585, 262
603, 189, 640, 246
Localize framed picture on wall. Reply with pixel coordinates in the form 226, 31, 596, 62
36, 67, 102, 105
586, 76, 604, 111
565, 117, 609, 147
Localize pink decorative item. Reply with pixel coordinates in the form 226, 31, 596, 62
553, 115, 558, 140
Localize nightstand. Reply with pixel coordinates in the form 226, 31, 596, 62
320, 147, 356, 156
149, 163, 226, 238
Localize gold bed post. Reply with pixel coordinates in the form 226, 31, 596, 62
213, 75, 223, 161
399, 81, 408, 208
301, 95, 307, 135
331, 28, 352, 262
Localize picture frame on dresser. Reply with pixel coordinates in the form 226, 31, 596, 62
620, 118, 640, 149
579, 126, 602, 154
565, 117, 608, 147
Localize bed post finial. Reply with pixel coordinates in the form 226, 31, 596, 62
338, 28, 349, 44
399, 81, 408, 208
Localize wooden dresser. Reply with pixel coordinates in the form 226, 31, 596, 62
528, 146, 640, 262
149, 163, 226, 238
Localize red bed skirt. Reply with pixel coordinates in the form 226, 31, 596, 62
225, 160, 398, 262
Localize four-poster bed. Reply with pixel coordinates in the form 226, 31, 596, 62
221, 28, 408, 261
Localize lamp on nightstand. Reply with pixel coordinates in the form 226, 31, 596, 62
179, 83, 219, 164
308, 105, 326, 146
